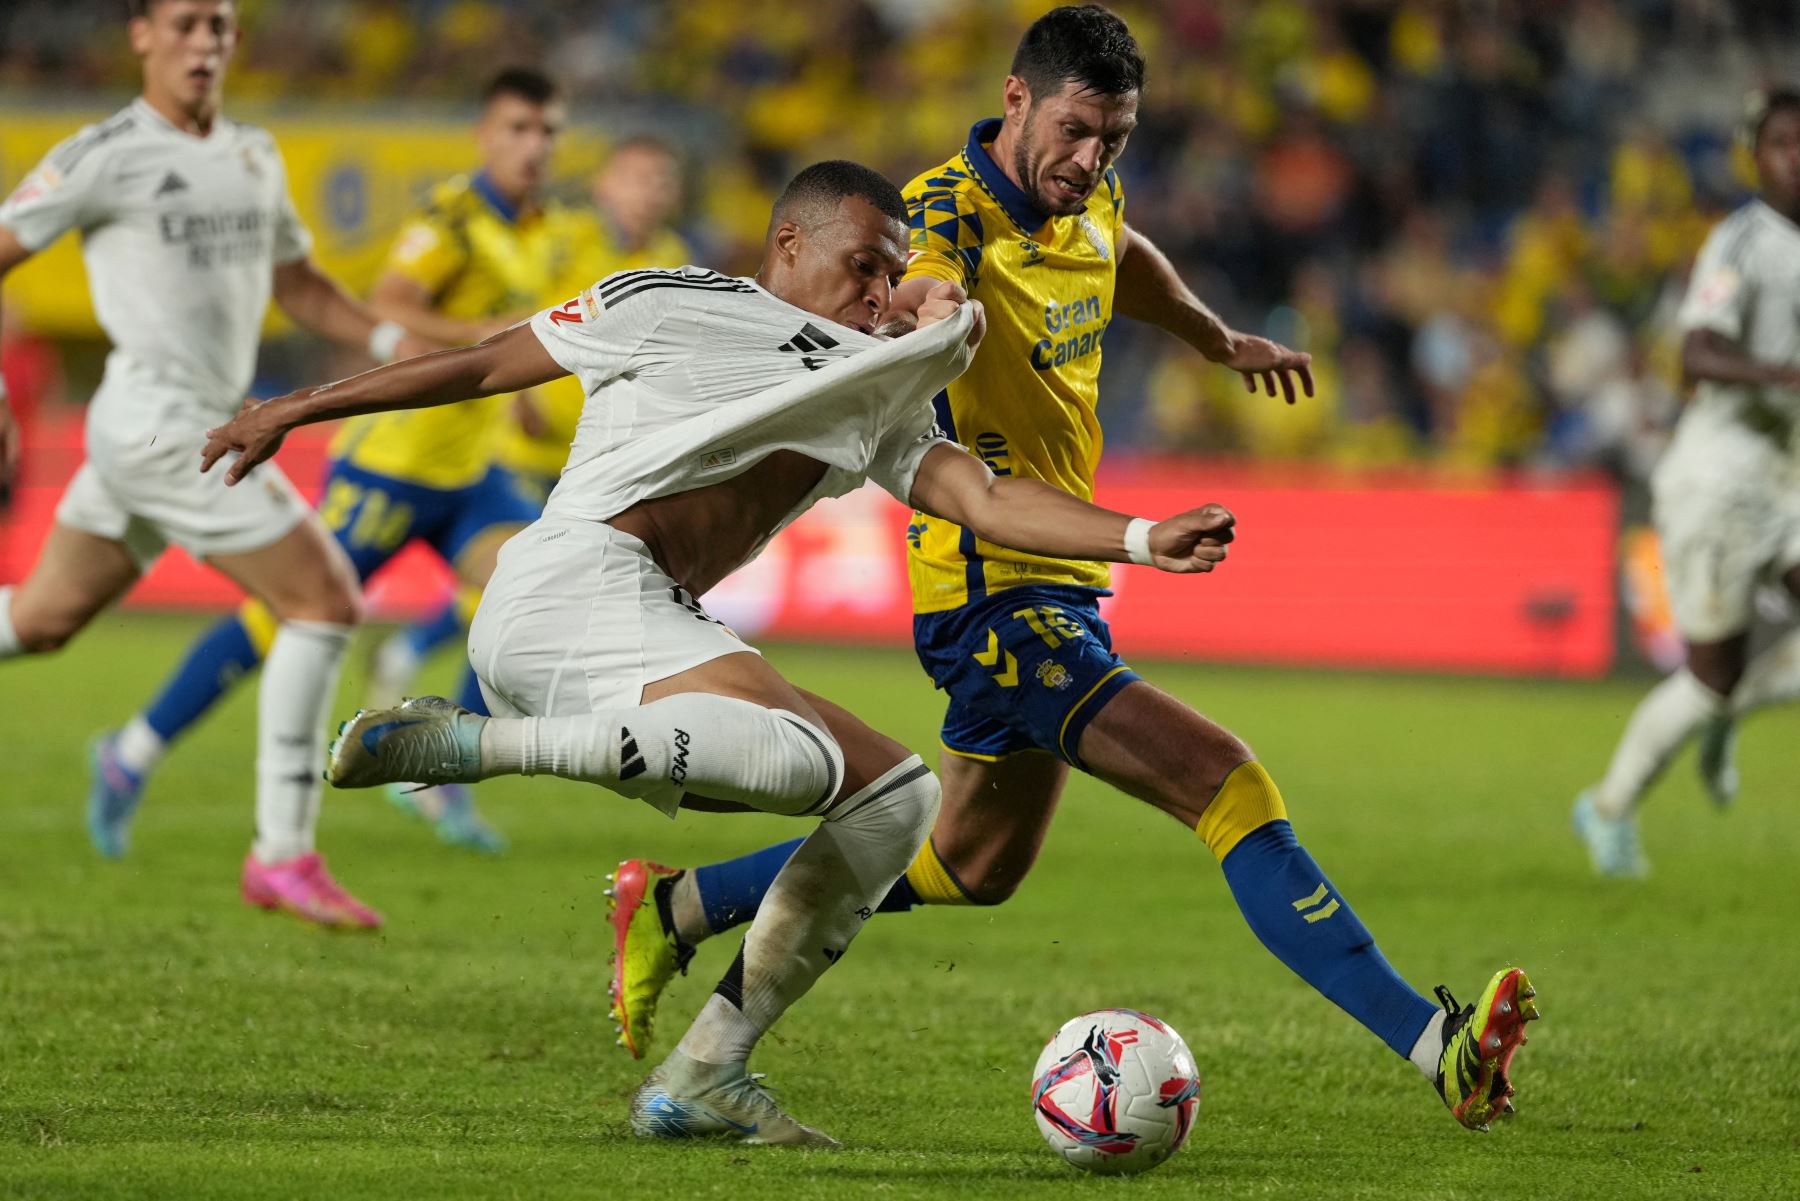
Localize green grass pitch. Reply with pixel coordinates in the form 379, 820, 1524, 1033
3, 613, 1798, 1199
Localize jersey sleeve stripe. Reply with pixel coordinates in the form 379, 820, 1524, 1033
598, 267, 732, 299
601, 277, 756, 309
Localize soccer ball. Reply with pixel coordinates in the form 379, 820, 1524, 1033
1030, 1008, 1201, 1175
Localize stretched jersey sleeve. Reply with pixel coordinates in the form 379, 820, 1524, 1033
0, 124, 119, 252
528, 266, 736, 384
866, 399, 952, 506
904, 178, 985, 289
384, 201, 470, 298
1677, 216, 1754, 341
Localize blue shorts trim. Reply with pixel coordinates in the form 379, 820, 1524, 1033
914, 585, 1140, 770
320, 459, 541, 582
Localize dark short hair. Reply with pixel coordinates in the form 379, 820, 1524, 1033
1011, 4, 1145, 100
482, 67, 559, 108
1747, 86, 1800, 149
771, 160, 906, 228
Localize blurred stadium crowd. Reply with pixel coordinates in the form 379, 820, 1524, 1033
5, 0, 1800, 476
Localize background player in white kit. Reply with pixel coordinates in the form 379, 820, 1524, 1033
1574, 87, 1800, 876
199, 160, 1241, 1146
0, 0, 419, 926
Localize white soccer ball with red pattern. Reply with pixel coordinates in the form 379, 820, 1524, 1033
1030, 1008, 1201, 1175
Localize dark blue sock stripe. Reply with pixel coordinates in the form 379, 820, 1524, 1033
1220, 820, 1437, 1057
694, 838, 806, 933
453, 663, 489, 716
694, 836, 924, 934
142, 616, 262, 744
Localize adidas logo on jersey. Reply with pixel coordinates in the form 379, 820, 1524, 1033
778, 322, 841, 371
618, 727, 646, 781
154, 171, 189, 198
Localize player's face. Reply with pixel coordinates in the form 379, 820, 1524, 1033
596, 146, 682, 241
130, 0, 238, 112
478, 94, 563, 200
1010, 78, 1138, 216
780, 196, 907, 335
1756, 107, 1800, 212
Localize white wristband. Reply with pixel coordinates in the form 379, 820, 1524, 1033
367, 320, 406, 364
1124, 517, 1155, 566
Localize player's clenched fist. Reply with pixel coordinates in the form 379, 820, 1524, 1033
1148, 503, 1236, 573
916, 280, 987, 349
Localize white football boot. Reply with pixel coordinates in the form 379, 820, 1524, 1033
629, 1050, 840, 1149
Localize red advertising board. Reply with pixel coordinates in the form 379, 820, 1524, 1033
1, 416, 1618, 678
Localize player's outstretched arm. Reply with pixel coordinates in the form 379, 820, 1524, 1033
907, 444, 1234, 574
0, 226, 35, 498
272, 258, 433, 364
1114, 223, 1314, 405
370, 270, 519, 349
200, 323, 563, 485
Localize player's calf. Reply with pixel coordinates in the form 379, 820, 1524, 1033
334, 692, 844, 819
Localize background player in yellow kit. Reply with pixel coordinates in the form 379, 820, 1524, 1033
90, 67, 581, 858
610, 4, 1538, 1133
494, 135, 692, 502
370, 136, 696, 742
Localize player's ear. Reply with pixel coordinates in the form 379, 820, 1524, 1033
1002, 75, 1032, 125
127, 14, 154, 57
771, 220, 804, 268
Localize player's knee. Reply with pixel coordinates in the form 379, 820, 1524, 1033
792, 715, 849, 813
828, 753, 940, 850
963, 869, 1021, 907
11, 602, 83, 654
274, 582, 363, 627
18, 621, 75, 655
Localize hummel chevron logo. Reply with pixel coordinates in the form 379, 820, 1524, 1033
154, 171, 189, 198
778, 322, 840, 371
1292, 882, 1340, 923
619, 726, 647, 781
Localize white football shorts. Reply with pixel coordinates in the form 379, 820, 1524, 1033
468, 518, 759, 718
1651, 457, 1800, 643
55, 423, 308, 569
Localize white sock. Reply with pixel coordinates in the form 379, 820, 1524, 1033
115, 714, 167, 775
253, 620, 352, 864
479, 692, 844, 816
369, 631, 422, 706
1731, 627, 1800, 716
1594, 668, 1727, 818
1407, 1008, 1447, 1079
676, 756, 940, 1065
0, 586, 21, 659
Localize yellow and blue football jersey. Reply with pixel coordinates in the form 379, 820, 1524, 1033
902, 118, 1125, 613
330, 172, 586, 489
497, 215, 693, 483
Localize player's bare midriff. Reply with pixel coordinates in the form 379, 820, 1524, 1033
605, 449, 829, 595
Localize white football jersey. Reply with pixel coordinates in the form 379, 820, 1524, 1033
0, 99, 311, 436
1669, 200, 1800, 475
528, 266, 971, 566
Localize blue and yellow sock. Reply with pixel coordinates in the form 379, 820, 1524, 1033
453, 662, 490, 717
141, 602, 274, 744
1202, 761, 1437, 1057
690, 831, 975, 936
